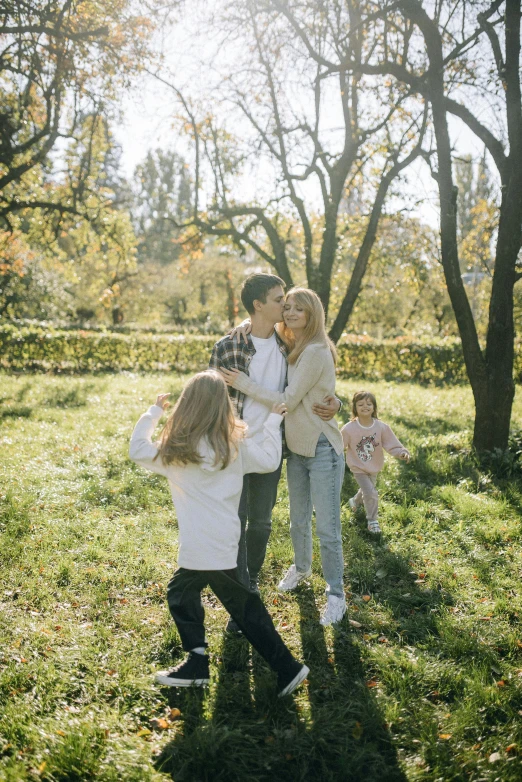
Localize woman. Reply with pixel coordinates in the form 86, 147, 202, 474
221, 288, 346, 626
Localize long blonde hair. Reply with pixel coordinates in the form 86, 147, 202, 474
155, 370, 247, 469
278, 287, 337, 365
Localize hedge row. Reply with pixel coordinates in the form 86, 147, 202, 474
1, 324, 521, 384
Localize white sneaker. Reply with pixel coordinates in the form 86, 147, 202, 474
277, 564, 312, 592
348, 497, 357, 512
367, 520, 382, 534
320, 594, 347, 626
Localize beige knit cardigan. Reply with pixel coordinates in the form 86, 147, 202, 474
232, 341, 344, 458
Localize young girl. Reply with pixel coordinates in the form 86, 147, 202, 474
222, 288, 346, 627
129, 370, 308, 697
341, 391, 410, 534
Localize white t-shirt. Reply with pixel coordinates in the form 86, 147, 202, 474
242, 333, 286, 444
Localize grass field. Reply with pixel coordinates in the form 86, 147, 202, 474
1, 373, 522, 782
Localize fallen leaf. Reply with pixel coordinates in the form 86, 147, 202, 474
169, 708, 182, 721
472, 743, 481, 751
516, 640, 522, 648
349, 619, 362, 628
265, 736, 275, 744
375, 568, 387, 579
55, 730, 65, 736
488, 752, 501, 763
438, 734, 452, 740
136, 728, 151, 737
352, 721, 363, 739
150, 717, 170, 730
362, 595, 371, 602
366, 679, 378, 688
38, 761, 47, 774
496, 680, 505, 687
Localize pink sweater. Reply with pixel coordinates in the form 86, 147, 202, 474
341, 418, 406, 475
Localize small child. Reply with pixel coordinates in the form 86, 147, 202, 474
129, 369, 308, 697
341, 390, 410, 534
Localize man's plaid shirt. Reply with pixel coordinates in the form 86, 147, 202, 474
209, 332, 288, 419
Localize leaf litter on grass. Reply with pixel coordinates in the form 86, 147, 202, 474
1, 374, 522, 781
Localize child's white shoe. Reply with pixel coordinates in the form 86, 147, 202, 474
348, 497, 357, 512
367, 520, 382, 534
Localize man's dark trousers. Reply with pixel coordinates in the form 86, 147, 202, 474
236, 460, 283, 587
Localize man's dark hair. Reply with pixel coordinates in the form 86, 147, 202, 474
241, 273, 286, 315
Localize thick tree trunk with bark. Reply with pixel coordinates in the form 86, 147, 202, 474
401, 0, 521, 453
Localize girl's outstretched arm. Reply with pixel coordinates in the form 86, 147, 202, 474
129, 403, 169, 476
241, 410, 284, 474
381, 424, 410, 461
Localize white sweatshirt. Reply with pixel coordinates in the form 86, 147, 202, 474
129, 405, 283, 570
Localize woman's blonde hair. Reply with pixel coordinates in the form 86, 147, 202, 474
155, 370, 247, 469
278, 287, 337, 365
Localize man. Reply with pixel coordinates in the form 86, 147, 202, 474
209, 274, 341, 630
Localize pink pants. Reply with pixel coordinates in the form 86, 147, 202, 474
352, 473, 379, 522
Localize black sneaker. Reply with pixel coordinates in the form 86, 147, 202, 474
225, 617, 243, 634
277, 663, 309, 698
155, 652, 210, 687
249, 579, 260, 596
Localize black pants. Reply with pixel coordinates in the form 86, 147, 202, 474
237, 459, 283, 587
167, 567, 298, 678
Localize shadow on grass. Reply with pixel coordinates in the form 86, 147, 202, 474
389, 414, 462, 436
154, 627, 280, 781
295, 588, 408, 782
0, 404, 33, 420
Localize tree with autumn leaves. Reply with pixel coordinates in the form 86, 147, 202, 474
0, 0, 163, 321
1, 0, 521, 455
169, 0, 521, 453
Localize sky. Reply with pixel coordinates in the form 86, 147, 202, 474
113, 3, 495, 230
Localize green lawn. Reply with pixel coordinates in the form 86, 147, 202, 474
1, 373, 521, 781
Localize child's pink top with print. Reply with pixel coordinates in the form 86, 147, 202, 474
341, 418, 406, 475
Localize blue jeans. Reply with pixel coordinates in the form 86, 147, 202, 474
286, 434, 345, 596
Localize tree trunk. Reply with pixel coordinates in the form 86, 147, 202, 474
225, 268, 238, 327
473, 373, 515, 452
473, 0, 522, 451
400, 0, 520, 453
112, 305, 124, 325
